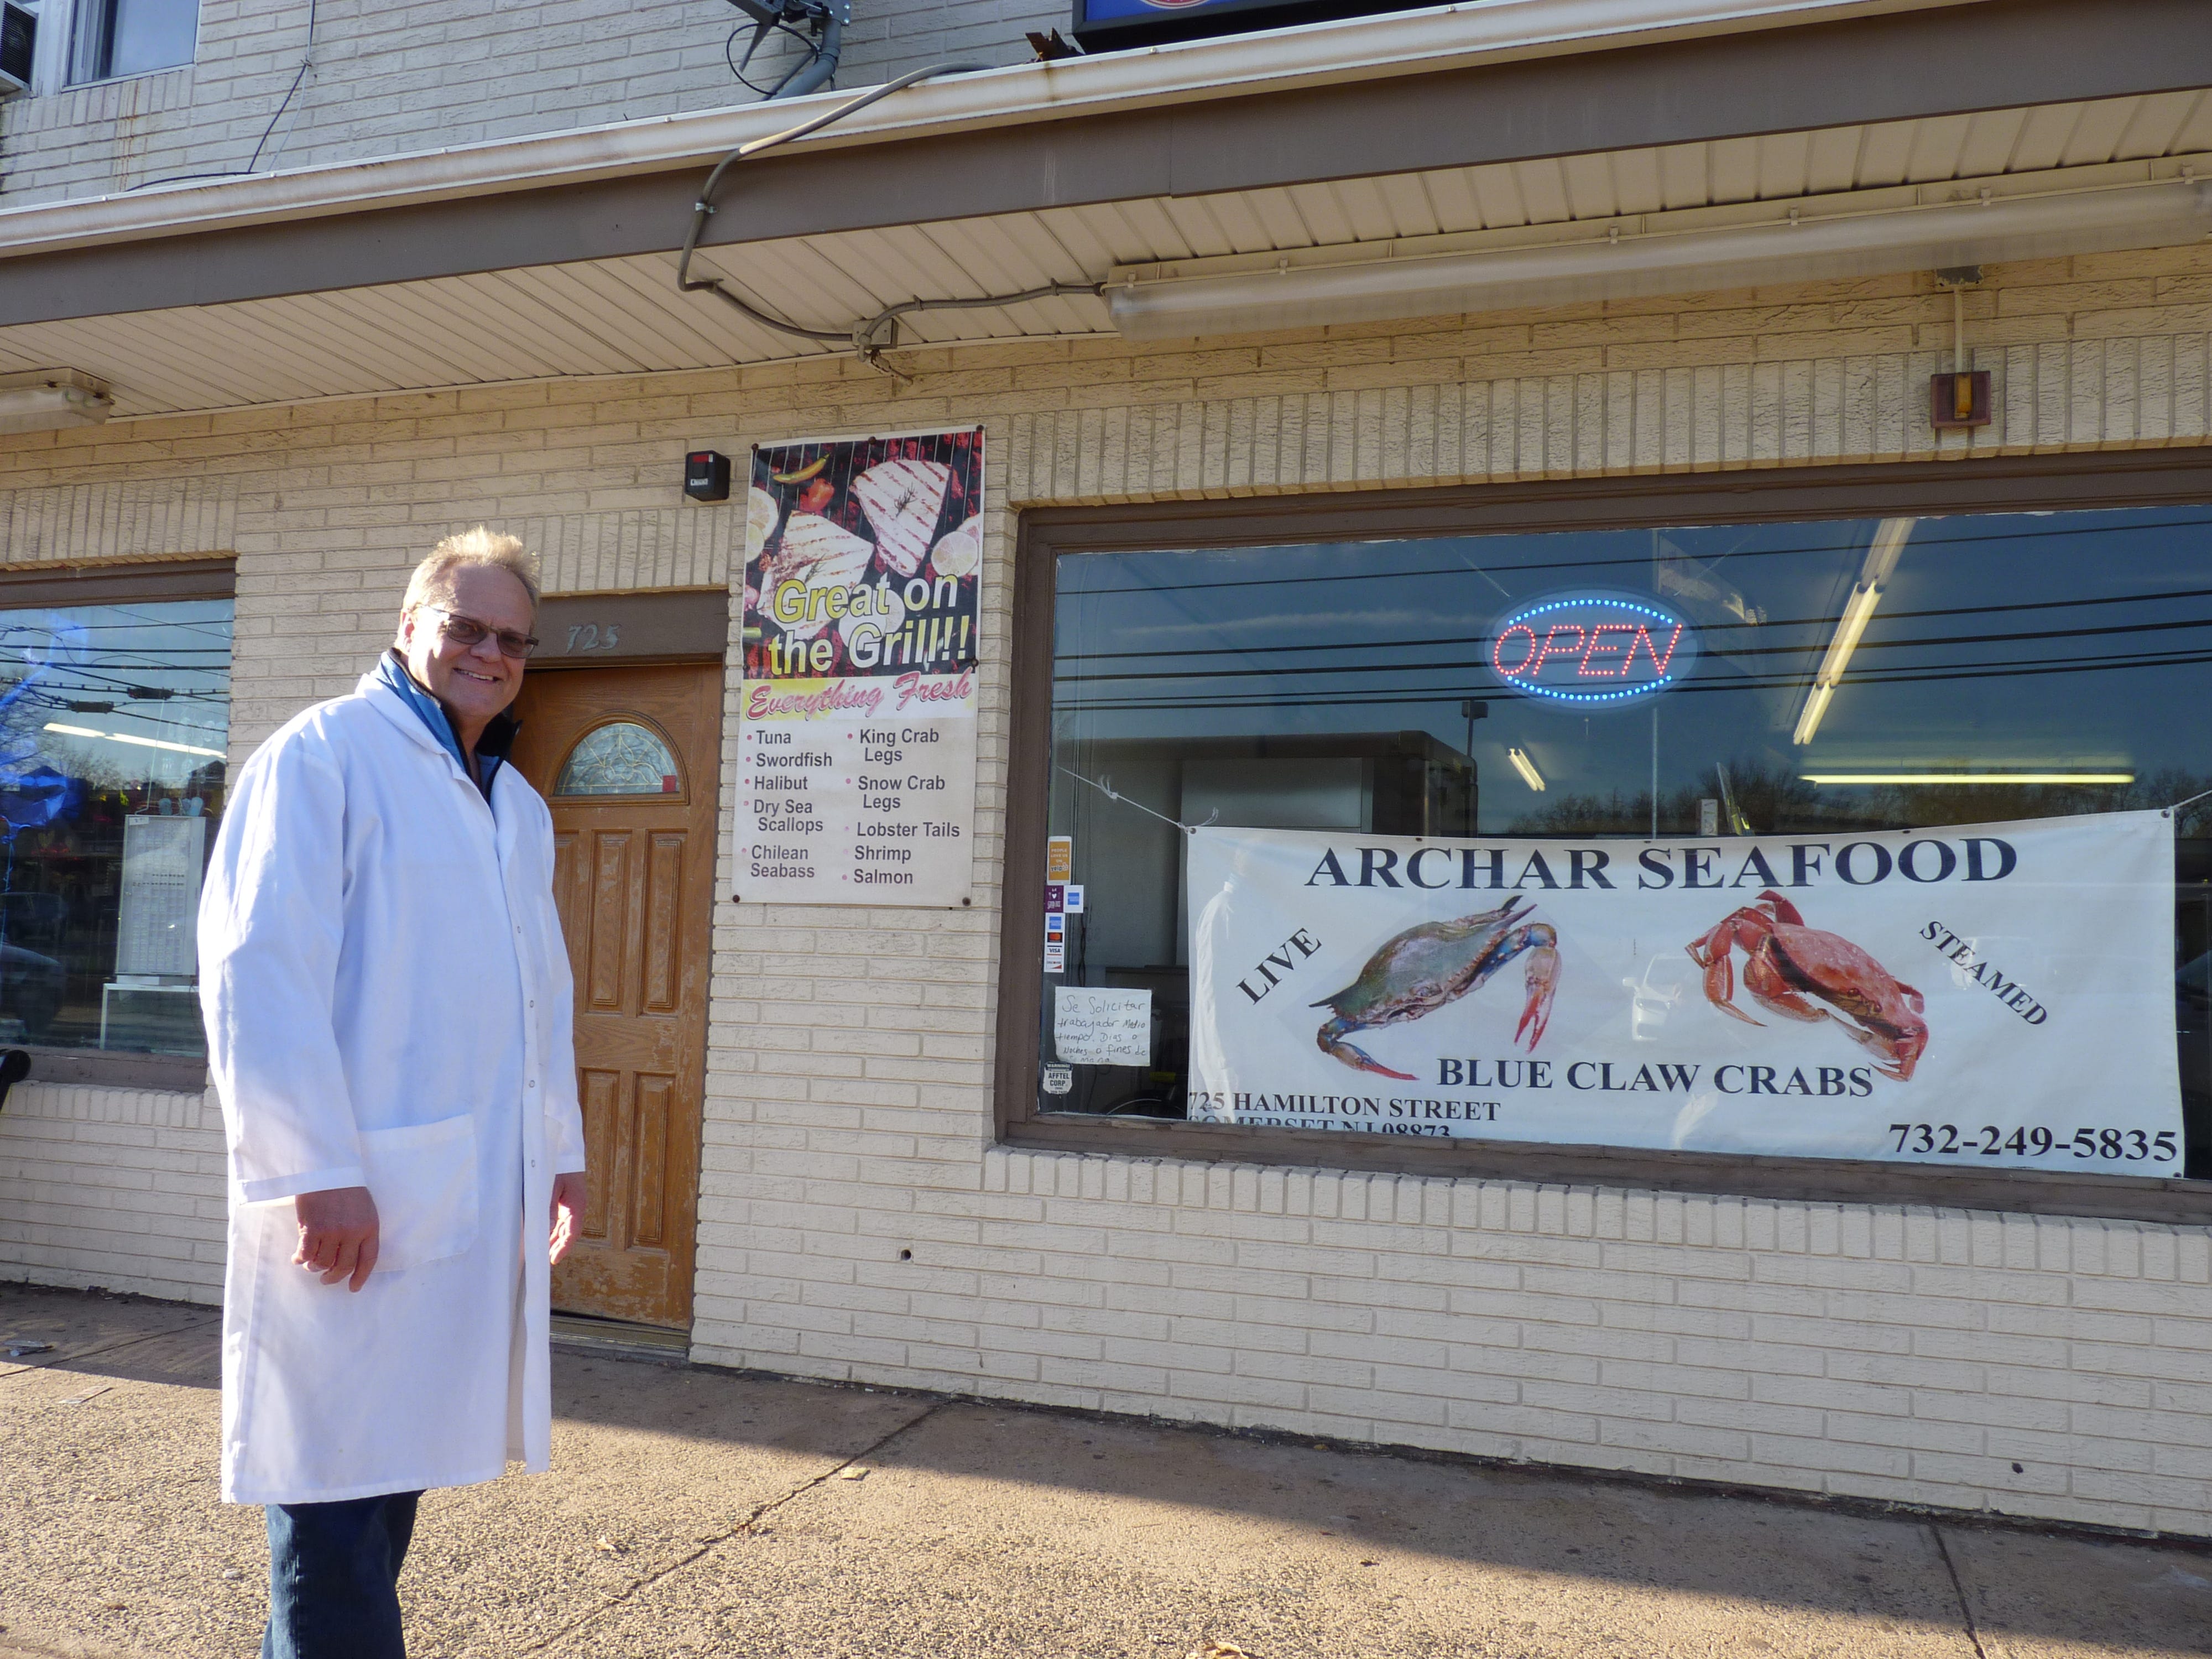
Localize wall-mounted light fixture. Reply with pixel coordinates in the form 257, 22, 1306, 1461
1109, 177, 2212, 341
0, 369, 111, 434
684, 450, 732, 502
1930, 267, 1991, 430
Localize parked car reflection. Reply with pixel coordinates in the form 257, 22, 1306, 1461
0, 940, 64, 1040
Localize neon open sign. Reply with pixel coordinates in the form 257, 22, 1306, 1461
1488, 590, 1700, 706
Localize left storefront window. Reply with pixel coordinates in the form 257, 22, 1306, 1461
0, 597, 231, 1058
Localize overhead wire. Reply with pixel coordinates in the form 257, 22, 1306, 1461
1053, 586, 2212, 669
1051, 516, 2212, 599
1048, 611, 2212, 687
18, 701, 232, 740
1060, 646, 2212, 712
675, 62, 1105, 372
134, 0, 317, 189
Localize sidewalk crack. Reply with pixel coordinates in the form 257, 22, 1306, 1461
0, 1313, 218, 1385
1929, 1523, 1990, 1659
517, 1395, 948, 1653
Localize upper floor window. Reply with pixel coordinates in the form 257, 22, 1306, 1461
69, 0, 195, 83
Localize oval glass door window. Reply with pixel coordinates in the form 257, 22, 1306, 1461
554, 721, 681, 797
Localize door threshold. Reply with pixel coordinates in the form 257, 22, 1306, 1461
551, 1312, 691, 1362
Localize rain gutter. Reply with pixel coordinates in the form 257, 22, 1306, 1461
0, 0, 1974, 261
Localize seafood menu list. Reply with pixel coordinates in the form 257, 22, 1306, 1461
735, 427, 983, 907
1183, 814, 2185, 1172
735, 674, 976, 904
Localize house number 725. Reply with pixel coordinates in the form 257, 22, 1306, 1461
565, 623, 622, 653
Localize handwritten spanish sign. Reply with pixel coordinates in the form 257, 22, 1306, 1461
1054, 986, 1153, 1067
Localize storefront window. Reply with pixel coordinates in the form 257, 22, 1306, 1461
1040, 505, 2212, 1176
0, 599, 232, 1058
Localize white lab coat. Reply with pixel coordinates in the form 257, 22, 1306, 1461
200, 670, 586, 1506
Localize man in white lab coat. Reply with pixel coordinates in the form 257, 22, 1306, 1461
200, 528, 587, 1659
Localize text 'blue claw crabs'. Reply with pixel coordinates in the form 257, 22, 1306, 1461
1312, 899, 1560, 1080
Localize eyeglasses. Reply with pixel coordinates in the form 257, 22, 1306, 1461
422, 604, 538, 660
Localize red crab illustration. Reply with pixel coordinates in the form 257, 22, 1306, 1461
1685, 890, 1928, 1081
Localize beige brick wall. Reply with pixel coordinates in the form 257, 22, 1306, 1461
0, 1084, 225, 1302
928, 1150, 2212, 1532
3, 253, 2211, 1530
0, 474, 236, 568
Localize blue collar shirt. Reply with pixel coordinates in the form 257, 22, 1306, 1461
374, 649, 518, 802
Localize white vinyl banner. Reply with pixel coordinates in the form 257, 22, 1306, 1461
1187, 812, 2184, 1173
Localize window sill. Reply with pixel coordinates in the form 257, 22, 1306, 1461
1005, 1114, 2212, 1227
61, 62, 194, 93
19, 1044, 208, 1093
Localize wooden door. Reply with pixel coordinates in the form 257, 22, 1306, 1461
509, 663, 721, 1330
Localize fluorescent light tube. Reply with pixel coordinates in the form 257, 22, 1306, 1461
1802, 773, 2134, 786
44, 721, 223, 759
1507, 747, 1545, 791
1790, 683, 1834, 749
1793, 517, 1916, 747
1814, 583, 1882, 686
1109, 179, 2212, 340
1860, 516, 1914, 588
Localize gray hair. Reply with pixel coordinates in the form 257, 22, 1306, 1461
401, 527, 541, 617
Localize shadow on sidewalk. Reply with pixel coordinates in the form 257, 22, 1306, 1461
11, 1280, 2212, 1657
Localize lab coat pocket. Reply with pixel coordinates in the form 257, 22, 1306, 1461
359, 1114, 479, 1272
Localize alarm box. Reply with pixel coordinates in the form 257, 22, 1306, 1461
684, 450, 731, 503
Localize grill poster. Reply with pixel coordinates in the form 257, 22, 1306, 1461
734, 429, 983, 907
742, 427, 980, 682
1187, 813, 2184, 1171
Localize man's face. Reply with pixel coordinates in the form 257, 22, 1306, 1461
397, 564, 534, 730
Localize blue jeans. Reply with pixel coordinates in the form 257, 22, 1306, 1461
262, 1491, 421, 1659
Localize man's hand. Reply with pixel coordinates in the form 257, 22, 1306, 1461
550, 1171, 587, 1266
294, 1186, 380, 1292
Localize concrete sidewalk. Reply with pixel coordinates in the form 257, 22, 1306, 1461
4, 1284, 2210, 1659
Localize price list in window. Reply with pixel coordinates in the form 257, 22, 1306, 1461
116, 815, 207, 978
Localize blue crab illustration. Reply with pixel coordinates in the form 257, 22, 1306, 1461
1312, 898, 1559, 1080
